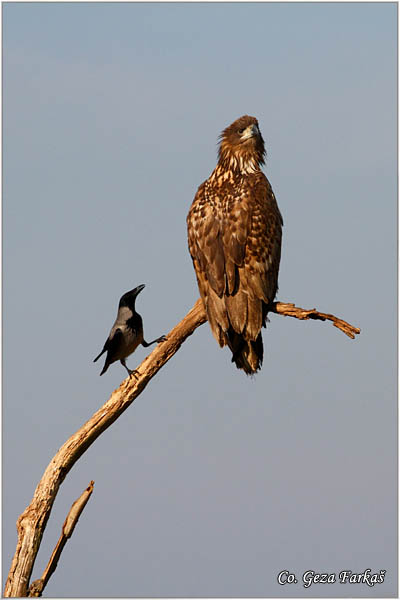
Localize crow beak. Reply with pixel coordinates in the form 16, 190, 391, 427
134, 284, 146, 296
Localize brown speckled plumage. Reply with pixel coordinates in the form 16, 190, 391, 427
187, 115, 283, 374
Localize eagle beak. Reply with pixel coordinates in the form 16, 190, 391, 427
241, 124, 259, 140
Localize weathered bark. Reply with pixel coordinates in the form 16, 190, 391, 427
5, 299, 206, 598
271, 301, 360, 338
28, 481, 94, 597
4, 298, 359, 597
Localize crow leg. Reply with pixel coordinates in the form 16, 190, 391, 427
142, 335, 167, 347
120, 359, 139, 379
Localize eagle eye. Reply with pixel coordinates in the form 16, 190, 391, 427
238, 128, 245, 134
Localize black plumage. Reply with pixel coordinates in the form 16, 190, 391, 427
94, 284, 166, 376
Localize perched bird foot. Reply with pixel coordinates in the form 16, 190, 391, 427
128, 369, 139, 379
142, 335, 167, 347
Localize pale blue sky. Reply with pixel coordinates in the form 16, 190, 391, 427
3, 2, 397, 597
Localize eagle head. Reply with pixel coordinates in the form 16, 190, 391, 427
218, 115, 266, 172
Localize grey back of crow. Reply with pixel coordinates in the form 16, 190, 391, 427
94, 284, 166, 376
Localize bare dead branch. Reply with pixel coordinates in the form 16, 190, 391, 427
4, 298, 359, 597
28, 481, 94, 597
5, 299, 206, 598
271, 302, 360, 339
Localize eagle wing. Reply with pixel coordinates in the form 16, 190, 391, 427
187, 173, 282, 347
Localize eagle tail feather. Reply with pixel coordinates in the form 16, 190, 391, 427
227, 328, 263, 375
